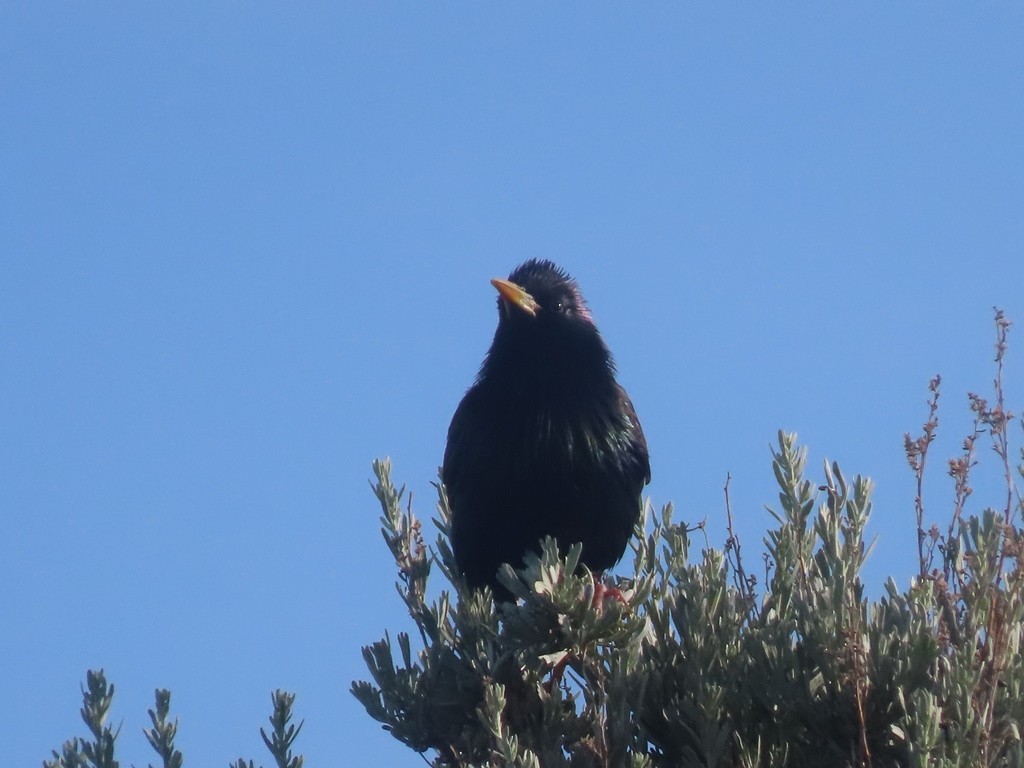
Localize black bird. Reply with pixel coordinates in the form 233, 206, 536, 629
442, 259, 650, 601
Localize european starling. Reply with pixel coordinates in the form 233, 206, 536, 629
442, 259, 650, 601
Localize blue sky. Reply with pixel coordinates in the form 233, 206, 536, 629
3, 4, 1022, 766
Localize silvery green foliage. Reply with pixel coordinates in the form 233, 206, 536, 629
45, 673, 304, 768
355, 422, 1023, 767
44, 670, 121, 768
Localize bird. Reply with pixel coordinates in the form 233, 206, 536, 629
442, 259, 650, 602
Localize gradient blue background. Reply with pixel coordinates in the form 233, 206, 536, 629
3, 4, 1022, 766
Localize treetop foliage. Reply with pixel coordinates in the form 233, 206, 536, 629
353, 308, 1023, 768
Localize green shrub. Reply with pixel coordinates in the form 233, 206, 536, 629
353, 309, 1022, 768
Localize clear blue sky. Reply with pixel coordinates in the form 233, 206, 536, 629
3, 4, 1022, 766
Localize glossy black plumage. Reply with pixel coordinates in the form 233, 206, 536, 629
442, 259, 650, 600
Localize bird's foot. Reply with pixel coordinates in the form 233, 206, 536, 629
542, 652, 573, 694
591, 580, 628, 612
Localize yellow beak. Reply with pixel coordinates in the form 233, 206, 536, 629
490, 278, 540, 317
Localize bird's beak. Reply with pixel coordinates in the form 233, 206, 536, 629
491, 278, 540, 317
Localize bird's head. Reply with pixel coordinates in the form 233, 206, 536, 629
485, 259, 611, 374
491, 259, 592, 325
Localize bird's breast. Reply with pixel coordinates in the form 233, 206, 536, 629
500, 395, 622, 471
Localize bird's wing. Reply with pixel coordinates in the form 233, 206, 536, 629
441, 386, 482, 495
619, 388, 651, 486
